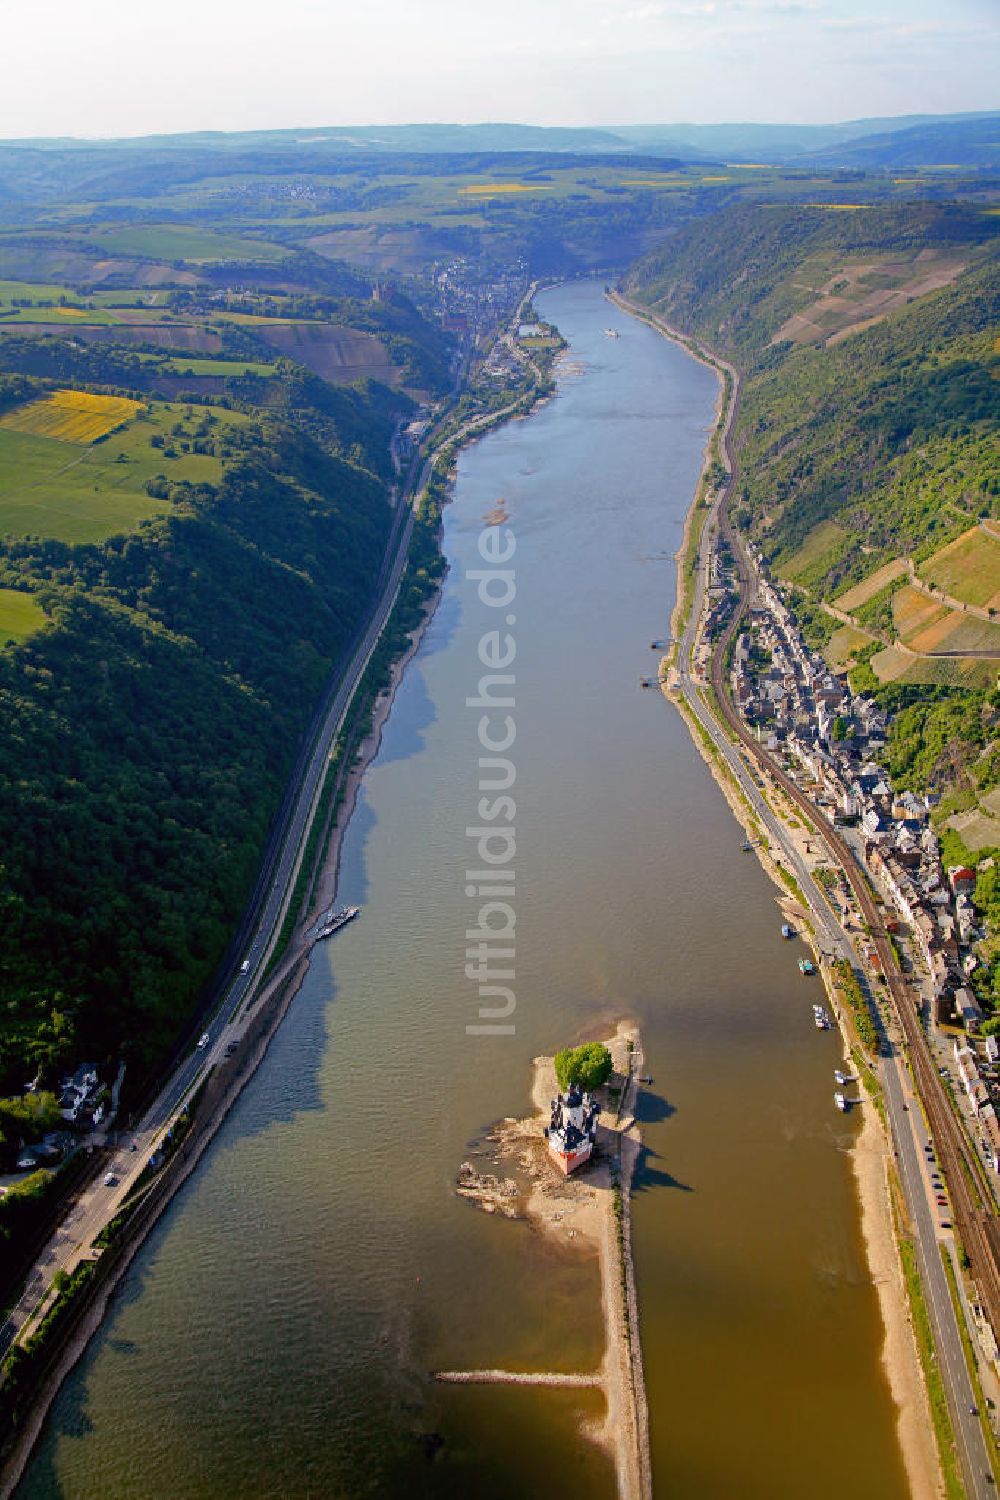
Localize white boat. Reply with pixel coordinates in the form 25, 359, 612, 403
834, 1069, 856, 1086
834, 1092, 848, 1112
814, 1008, 831, 1030
604, 327, 620, 339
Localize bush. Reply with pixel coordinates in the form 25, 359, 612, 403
554, 1042, 613, 1093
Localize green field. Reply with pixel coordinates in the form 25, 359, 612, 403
777, 519, 850, 582
0, 279, 175, 311
134, 353, 276, 378
0, 402, 251, 544
0, 304, 120, 325
0, 587, 46, 644
0, 279, 81, 308
83, 224, 291, 263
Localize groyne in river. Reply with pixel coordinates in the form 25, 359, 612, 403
17, 281, 910, 1499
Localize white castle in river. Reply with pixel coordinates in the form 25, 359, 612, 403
545, 1083, 600, 1174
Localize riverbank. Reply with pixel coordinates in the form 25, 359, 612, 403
0, 949, 314, 1499
448, 1024, 651, 1500
0, 296, 571, 1493
623, 297, 942, 1500
672, 671, 942, 1500
607, 291, 734, 664
0, 442, 469, 1498
307, 585, 443, 924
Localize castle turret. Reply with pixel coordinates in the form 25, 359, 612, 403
545, 1084, 600, 1175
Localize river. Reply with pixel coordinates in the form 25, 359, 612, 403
17, 280, 910, 1500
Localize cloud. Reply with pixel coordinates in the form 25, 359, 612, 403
609, 0, 819, 18
821, 11, 992, 38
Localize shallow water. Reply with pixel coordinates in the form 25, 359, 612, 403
18, 281, 908, 1500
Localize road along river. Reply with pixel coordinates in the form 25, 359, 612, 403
16, 280, 909, 1499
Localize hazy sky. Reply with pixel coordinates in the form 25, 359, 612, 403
0, 0, 996, 140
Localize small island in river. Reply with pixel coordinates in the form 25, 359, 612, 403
442, 1023, 652, 1500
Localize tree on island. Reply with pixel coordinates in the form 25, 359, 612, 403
554, 1042, 613, 1094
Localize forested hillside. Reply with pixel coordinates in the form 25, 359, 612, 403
0, 393, 401, 1095
626, 199, 1000, 999
625, 204, 998, 585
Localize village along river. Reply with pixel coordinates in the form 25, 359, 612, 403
17, 281, 909, 1499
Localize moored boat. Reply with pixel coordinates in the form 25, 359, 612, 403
781, 923, 794, 939
834, 1092, 848, 1112
799, 957, 816, 975
311, 904, 361, 941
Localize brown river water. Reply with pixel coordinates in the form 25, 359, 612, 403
16, 280, 909, 1499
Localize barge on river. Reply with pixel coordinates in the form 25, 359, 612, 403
307, 905, 361, 943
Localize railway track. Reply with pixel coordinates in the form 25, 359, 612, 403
705, 410, 1000, 1339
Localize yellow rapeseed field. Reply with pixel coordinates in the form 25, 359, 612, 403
0, 389, 144, 444
458, 183, 553, 196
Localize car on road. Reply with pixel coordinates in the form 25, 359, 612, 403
103, 1172, 116, 1187
240, 960, 250, 974
197, 1032, 210, 1049
941, 1220, 952, 1229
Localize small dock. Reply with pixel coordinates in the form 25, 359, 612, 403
435, 1369, 602, 1388
304, 904, 360, 943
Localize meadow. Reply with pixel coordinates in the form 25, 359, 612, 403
0, 587, 47, 644
0, 279, 89, 309
134, 353, 276, 378
0, 304, 120, 325
777, 518, 849, 582
81, 224, 291, 263
0, 401, 251, 544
